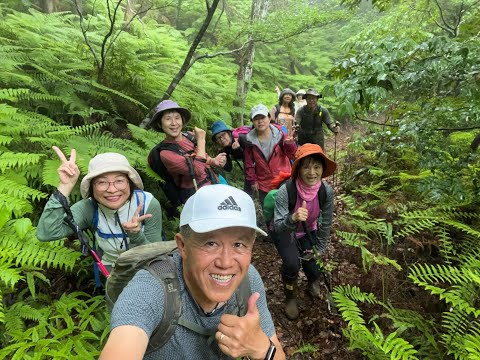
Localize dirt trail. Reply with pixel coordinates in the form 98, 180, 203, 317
251, 126, 362, 359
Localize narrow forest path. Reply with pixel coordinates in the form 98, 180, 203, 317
251, 125, 363, 359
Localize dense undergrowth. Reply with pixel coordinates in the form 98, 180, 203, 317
0, 0, 479, 359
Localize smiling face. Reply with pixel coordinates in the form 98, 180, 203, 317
306, 94, 318, 109
176, 226, 256, 311
282, 93, 293, 104
92, 172, 131, 209
299, 156, 324, 186
215, 131, 232, 148
160, 110, 183, 140
252, 114, 270, 134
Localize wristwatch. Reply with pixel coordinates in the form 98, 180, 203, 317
264, 338, 276, 360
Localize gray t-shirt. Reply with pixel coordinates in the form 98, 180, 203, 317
110, 253, 275, 359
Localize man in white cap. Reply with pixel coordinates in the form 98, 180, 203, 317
100, 184, 286, 360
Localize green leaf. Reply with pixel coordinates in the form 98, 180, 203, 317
26, 272, 36, 299
13, 218, 32, 239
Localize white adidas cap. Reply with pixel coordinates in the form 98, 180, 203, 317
180, 184, 267, 236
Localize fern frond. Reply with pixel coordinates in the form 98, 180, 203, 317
0, 152, 44, 172
0, 177, 47, 202
395, 218, 438, 238
380, 331, 418, 359
336, 230, 368, 247
84, 79, 147, 109
0, 261, 23, 289
0, 135, 13, 146
0, 193, 32, 216
0, 88, 30, 101
127, 123, 164, 149
409, 263, 472, 286
440, 219, 480, 238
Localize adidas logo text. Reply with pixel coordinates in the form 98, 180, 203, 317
217, 196, 241, 211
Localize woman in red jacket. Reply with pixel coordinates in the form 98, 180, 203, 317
244, 104, 297, 204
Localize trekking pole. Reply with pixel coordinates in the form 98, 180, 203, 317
302, 222, 337, 314
332, 121, 339, 187
53, 190, 110, 278
185, 157, 198, 191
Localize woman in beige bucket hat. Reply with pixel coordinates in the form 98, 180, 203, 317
37, 147, 163, 269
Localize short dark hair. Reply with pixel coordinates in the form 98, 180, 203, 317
298, 154, 325, 172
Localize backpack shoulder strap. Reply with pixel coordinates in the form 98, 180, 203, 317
234, 272, 252, 317
90, 199, 99, 232
318, 180, 327, 209
143, 255, 182, 354
183, 132, 196, 146
175, 273, 252, 346
133, 190, 146, 217
286, 179, 297, 213
317, 105, 323, 117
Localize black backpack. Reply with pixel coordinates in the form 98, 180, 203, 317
148, 132, 216, 215
106, 242, 252, 354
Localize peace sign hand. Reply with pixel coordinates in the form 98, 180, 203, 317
53, 146, 80, 197
122, 203, 152, 234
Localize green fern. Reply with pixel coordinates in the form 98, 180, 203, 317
333, 285, 419, 359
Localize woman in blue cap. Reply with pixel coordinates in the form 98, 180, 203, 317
211, 120, 245, 172
211, 120, 251, 193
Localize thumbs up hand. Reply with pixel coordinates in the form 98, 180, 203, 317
216, 292, 271, 359
292, 200, 308, 222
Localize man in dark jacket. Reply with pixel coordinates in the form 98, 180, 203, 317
295, 88, 339, 149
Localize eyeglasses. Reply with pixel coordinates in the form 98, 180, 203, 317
94, 178, 129, 191
215, 132, 229, 143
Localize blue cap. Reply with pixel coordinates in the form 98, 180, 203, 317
211, 120, 231, 140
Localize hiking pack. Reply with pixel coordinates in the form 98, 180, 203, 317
231, 125, 252, 152
263, 178, 327, 224
148, 132, 218, 213
105, 241, 252, 354
274, 104, 295, 119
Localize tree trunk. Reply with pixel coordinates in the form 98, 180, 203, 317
233, 41, 255, 127
233, 0, 271, 126
139, 0, 221, 128
41, 0, 56, 13
124, 0, 136, 31
175, 0, 183, 29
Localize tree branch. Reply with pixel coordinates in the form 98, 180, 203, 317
186, 39, 254, 71
434, 125, 480, 131
106, 3, 153, 56
354, 113, 399, 127
74, 0, 101, 72
98, 0, 124, 81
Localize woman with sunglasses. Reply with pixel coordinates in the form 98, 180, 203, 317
37, 147, 163, 270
